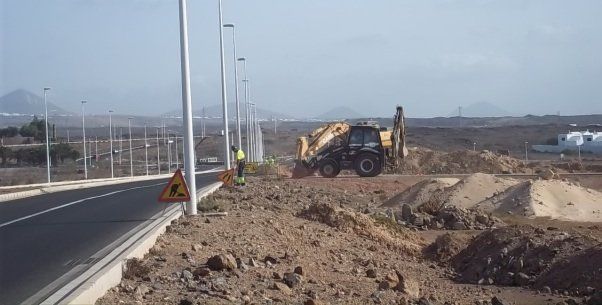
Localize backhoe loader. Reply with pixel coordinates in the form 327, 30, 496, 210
292, 106, 408, 178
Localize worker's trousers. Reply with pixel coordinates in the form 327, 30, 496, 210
236, 160, 246, 185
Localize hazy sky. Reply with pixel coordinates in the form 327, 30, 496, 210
1, 0, 601, 117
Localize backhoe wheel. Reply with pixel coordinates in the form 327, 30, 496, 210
354, 153, 381, 177
319, 159, 340, 178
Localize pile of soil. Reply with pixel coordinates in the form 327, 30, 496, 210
382, 178, 460, 209
397, 147, 527, 174
451, 225, 602, 296
423, 232, 474, 262
386, 173, 602, 222
298, 202, 424, 255
476, 179, 602, 222
441, 173, 519, 209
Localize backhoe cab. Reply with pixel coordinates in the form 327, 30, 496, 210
292, 106, 407, 178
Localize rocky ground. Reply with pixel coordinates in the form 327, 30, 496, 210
97, 175, 602, 305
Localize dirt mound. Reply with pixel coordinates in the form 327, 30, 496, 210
383, 173, 518, 211
298, 202, 425, 255
442, 173, 519, 209
476, 179, 602, 222
382, 178, 459, 209
397, 147, 526, 174
452, 225, 602, 295
424, 232, 474, 262
386, 173, 602, 223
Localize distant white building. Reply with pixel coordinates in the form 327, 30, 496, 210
534, 130, 602, 154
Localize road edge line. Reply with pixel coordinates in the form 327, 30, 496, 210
40, 181, 223, 305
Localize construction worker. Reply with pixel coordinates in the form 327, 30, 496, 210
231, 145, 246, 186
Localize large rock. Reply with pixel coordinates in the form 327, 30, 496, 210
273, 282, 292, 295
206, 254, 237, 271
491, 296, 510, 305
401, 204, 413, 221
283, 272, 303, 288
394, 270, 420, 298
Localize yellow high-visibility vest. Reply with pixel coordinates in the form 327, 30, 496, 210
236, 149, 245, 161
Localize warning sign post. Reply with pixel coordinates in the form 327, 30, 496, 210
158, 169, 191, 203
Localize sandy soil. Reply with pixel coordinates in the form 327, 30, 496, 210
96, 176, 601, 305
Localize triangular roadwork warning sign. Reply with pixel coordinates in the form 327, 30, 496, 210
158, 169, 191, 202
217, 168, 235, 186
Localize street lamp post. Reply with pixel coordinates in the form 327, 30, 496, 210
237, 58, 250, 155
128, 117, 134, 177
178, 0, 197, 214
218, 0, 231, 169
167, 133, 172, 172
175, 134, 179, 169
156, 127, 161, 175
249, 102, 256, 162
43, 87, 51, 183
119, 128, 123, 165
524, 141, 529, 162
109, 110, 114, 178
224, 24, 242, 150
81, 100, 88, 179
144, 124, 149, 175
473, 142, 476, 151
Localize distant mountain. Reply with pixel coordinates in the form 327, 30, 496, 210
315, 106, 363, 120
165, 103, 295, 120
0, 89, 71, 116
449, 102, 511, 117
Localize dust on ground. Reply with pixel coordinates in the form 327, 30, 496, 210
97, 175, 601, 305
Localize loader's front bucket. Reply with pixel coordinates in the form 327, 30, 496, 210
292, 161, 312, 179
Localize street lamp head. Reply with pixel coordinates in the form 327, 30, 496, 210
81, 100, 87, 104
237, 57, 246, 61
44, 87, 51, 91
109, 110, 114, 113
223, 23, 234, 28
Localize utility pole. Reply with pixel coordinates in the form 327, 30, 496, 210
109, 110, 114, 178
81, 100, 88, 179
43, 87, 51, 184
178, 0, 197, 214
218, 0, 231, 169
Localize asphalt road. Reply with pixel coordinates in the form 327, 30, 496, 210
0, 171, 219, 305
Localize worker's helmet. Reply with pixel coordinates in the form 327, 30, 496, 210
231, 145, 238, 152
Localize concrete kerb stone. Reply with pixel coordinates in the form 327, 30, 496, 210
0, 168, 223, 203
40, 181, 224, 305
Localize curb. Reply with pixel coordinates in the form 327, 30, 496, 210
0, 168, 223, 203
40, 182, 223, 305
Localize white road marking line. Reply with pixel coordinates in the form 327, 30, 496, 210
0, 182, 164, 228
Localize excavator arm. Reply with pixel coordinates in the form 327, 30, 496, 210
293, 122, 350, 178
